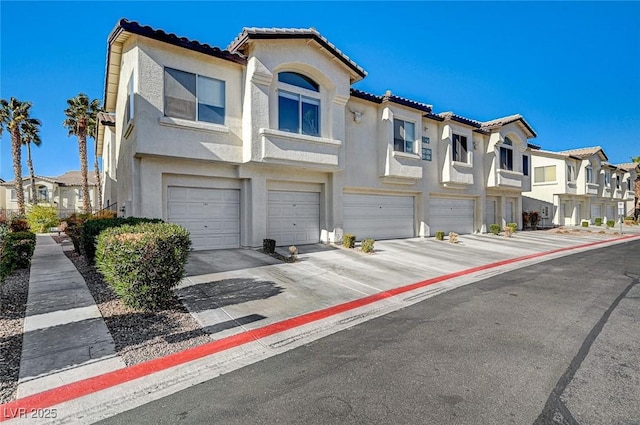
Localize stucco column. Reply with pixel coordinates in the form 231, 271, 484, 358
516, 196, 523, 230
245, 177, 267, 248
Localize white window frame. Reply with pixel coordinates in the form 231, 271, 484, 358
604, 171, 611, 187
126, 74, 134, 124
163, 67, 225, 125
393, 118, 416, 154
567, 164, 576, 182
499, 144, 514, 171
534, 165, 557, 183
586, 166, 593, 183
277, 73, 321, 137
10, 189, 16, 200
452, 134, 469, 164
522, 155, 530, 176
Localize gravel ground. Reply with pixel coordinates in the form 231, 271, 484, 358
0, 268, 30, 404
63, 247, 212, 366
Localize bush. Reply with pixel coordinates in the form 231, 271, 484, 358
1, 231, 36, 280
96, 222, 191, 310
9, 216, 29, 232
581, 221, 589, 227
435, 231, 445, 241
361, 238, 375, 253
606, 220, 615, 228
82, 217, 163, 262
507, 223, 518, 233
26, 204, 59, 233
64, 213, 93, 254
343, 233, 356, 248
489, 224, 501, 235
594, 217, 602, 226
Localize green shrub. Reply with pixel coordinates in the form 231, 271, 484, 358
606, 220, 615, 228
594, 217, 602, 226
26, 204, 59, 233
435, 231, 445, 241
82, 217, 163, 262
507, 222, 518, 233
361, 238, 375, 253
343, 233, 356, 248
489, 224, 501, 235
581, 221, 589, 227
1, 231, 36, 280
96, 222, 191, 310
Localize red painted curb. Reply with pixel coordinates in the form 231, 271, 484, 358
1, 234, 638, 420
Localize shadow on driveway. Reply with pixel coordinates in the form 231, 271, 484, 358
185, 249, 279, 276
176, 278, 284, 313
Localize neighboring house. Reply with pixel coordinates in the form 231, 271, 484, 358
0, 171, 100, 216
523, 146, 636, 226
97, 20, 538, 250
615, 162, 640, 218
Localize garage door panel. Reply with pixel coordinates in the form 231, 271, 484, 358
168, 187, 240, 250
268, 191, 320, 245
343, 194, 414, 240
430, 198, 474, 235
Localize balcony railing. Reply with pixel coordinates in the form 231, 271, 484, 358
259, 128, 342, 171
487, 168, 521, 189
585, 182, 599, 196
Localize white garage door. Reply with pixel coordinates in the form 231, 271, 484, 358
590, 204, 602, 222
167, 187, 240, 250
486, 197, 497, 226
430, 197, 474, 235
268, 191, 320, 245
343, 194, 414, 240
606, 205, 615, 221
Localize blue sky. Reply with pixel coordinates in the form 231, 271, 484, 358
1, 1, 639, 181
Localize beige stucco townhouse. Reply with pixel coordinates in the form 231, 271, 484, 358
522, 147, 637, 226
97, 20, 537, 250
1, 171, 100, 217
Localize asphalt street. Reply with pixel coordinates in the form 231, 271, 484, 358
99, 239, 640, 425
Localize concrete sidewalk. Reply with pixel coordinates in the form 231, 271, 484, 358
17, 235, 125, 397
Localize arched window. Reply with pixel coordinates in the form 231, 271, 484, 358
278, 72, 320, 136
500, 137, 514, 171
278, 72, 319, 92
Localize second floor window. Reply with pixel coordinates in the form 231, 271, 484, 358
125, 74, 134, 124
534, 165, 556, 183
278, 72, 320, 137
393, 119, 415, 153
567, 164, 576, 182
10, 189, 16, 200
605, 171, 611, 187
522, 155, 530, 176
164, 67, 225, 125
615, 176, 621, 189
586, 166, 593, 183
500, 146, 514, 171
452, 134, 468, 162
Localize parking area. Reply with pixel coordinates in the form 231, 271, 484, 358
176, 228, 639, 341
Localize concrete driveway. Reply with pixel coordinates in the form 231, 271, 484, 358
176, 229, 636, 341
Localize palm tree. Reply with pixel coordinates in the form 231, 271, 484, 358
0, 98, 38, 215
21, 118, 42, 203
63, 93, 103, 213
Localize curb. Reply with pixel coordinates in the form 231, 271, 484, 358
2, 233, 638, 421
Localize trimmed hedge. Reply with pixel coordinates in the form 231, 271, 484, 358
581, 221, 589, 227
65, 213, 93, 254
507, 223, 518, 233
1, 231, 36, 280
606, 220, 615, 228
82, 217, 163, 262
435, 231, 445, 241
343, 233, 356, 248
361, 238, 375, 253
594, 217, 602, 226
96, 222, 191, 310
489, 224, 501, 235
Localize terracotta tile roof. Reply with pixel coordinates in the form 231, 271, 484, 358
227, 27, 366, 81
616, 162, 640, 172
557, 146, 607, 159
480, 114, 537, 138
111, 19, 247, 66
350, 89, 437, 115
1, 172, 97, 187
438, 111, 483, 128
97, 112, 116, 127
